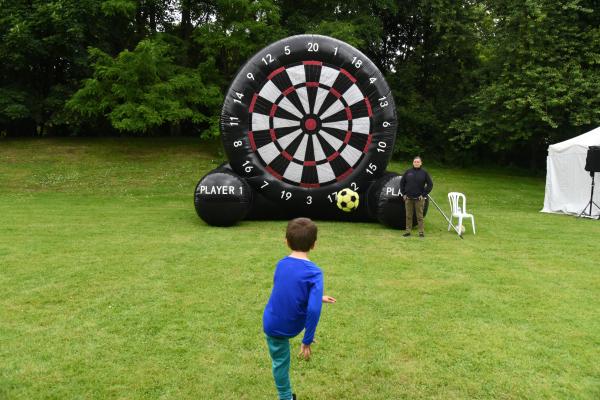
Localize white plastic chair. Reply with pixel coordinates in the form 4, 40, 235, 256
448, 192, 476, 234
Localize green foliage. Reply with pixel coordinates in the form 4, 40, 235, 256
449, 0, 600, 164
68, 38, 221, 136
100, 0, 136, 17
0, 88, 29, 122
382, 0, 486, 161
1, 0, 599, 167
0, 0, 105, 134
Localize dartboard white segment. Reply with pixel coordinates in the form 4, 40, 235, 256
259, 80, 282, 104
351, 117, 370, 134
319, 66, 338, 87
312, 135, 327, 161
277, 129, 303, 149
319, 99, 345, 120
322, 120, 349, 131
293, 134, 309, 160
342, 84, 363, 106
319, 130, 343, 151
340, 145, 362, 166
316, 163, 336, 183
286, 65, 306, 86
295, 87, 311, 114
257, 142, 280, 165
273, 117, 301, 129
283, 161, 303, 183
278, 97, 304, 119
313, 88, 329, 115
252, 113, 271, 131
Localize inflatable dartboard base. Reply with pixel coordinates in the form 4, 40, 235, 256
245, 183, 374, 222
194, 166, 253, 227
191, 168, 431, 227
220, 34, 397, 219
368, 172, 429, 230
245, 189, 289, 220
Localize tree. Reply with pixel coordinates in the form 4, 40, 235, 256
449, 0, 600, 167
67, 37, 221, 136
378, 0, 486, 160
0, 1, 108, 135
1, 0, 598, 170
193, 0, 285, 89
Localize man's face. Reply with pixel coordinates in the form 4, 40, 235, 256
413, 158, 422, 168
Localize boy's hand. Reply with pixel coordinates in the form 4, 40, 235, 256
298, 343, 312, 360
322, 295, 336, 303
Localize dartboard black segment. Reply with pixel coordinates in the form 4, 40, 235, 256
221, 34, 397, 210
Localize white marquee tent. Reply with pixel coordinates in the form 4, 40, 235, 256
542, 127, 600, 217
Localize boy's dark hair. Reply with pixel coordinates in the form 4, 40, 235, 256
286, 218, 317, 252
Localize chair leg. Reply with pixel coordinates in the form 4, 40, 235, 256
448, 215, 453, 231
471, 216, 476, 234
458, 216, 463, 233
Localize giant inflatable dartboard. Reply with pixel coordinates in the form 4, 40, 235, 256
221, 34, 397, 213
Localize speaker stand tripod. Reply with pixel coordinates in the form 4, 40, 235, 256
578, 172, 600, 219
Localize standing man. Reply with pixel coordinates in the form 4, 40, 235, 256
400, 156, 433, 237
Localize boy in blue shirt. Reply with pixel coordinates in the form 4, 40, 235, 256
263, 218, 336, 400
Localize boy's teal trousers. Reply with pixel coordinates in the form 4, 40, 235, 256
266, 335, 293, 400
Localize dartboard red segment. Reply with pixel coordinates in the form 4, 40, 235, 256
363, 134, 372, 153
329, 87, 342, 98
249, 94, 258, 113
339, 68, 357, 83
267, 67, 286, 80
365, 97, 373, 117
282, 86, 295, 96
337, 168, 354, 182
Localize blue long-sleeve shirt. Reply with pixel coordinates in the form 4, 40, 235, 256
263, 256, 324, 345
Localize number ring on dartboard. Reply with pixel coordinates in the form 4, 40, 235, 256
221, 34, 397, 210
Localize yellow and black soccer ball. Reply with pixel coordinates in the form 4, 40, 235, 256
336, 188, 359, 212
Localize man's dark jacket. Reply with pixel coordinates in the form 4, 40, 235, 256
400, 167, 433, 198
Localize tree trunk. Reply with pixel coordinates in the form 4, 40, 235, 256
135, 1, 146, 39
149, 2, 156, 33
181, 0, 192, 40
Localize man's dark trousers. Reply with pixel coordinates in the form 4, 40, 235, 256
405, 197, 425, 234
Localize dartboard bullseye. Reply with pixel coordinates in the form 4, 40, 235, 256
221, 34, 397, 212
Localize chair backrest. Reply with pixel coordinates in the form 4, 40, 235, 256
448, 192, 467, 214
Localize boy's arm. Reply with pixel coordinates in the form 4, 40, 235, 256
302, 271, 324, 345
322, 295, 336, 303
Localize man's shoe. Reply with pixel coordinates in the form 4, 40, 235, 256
402, 232, 411, 237
419, 232, 425, 238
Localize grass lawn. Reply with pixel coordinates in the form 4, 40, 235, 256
1, 138, 598, 399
